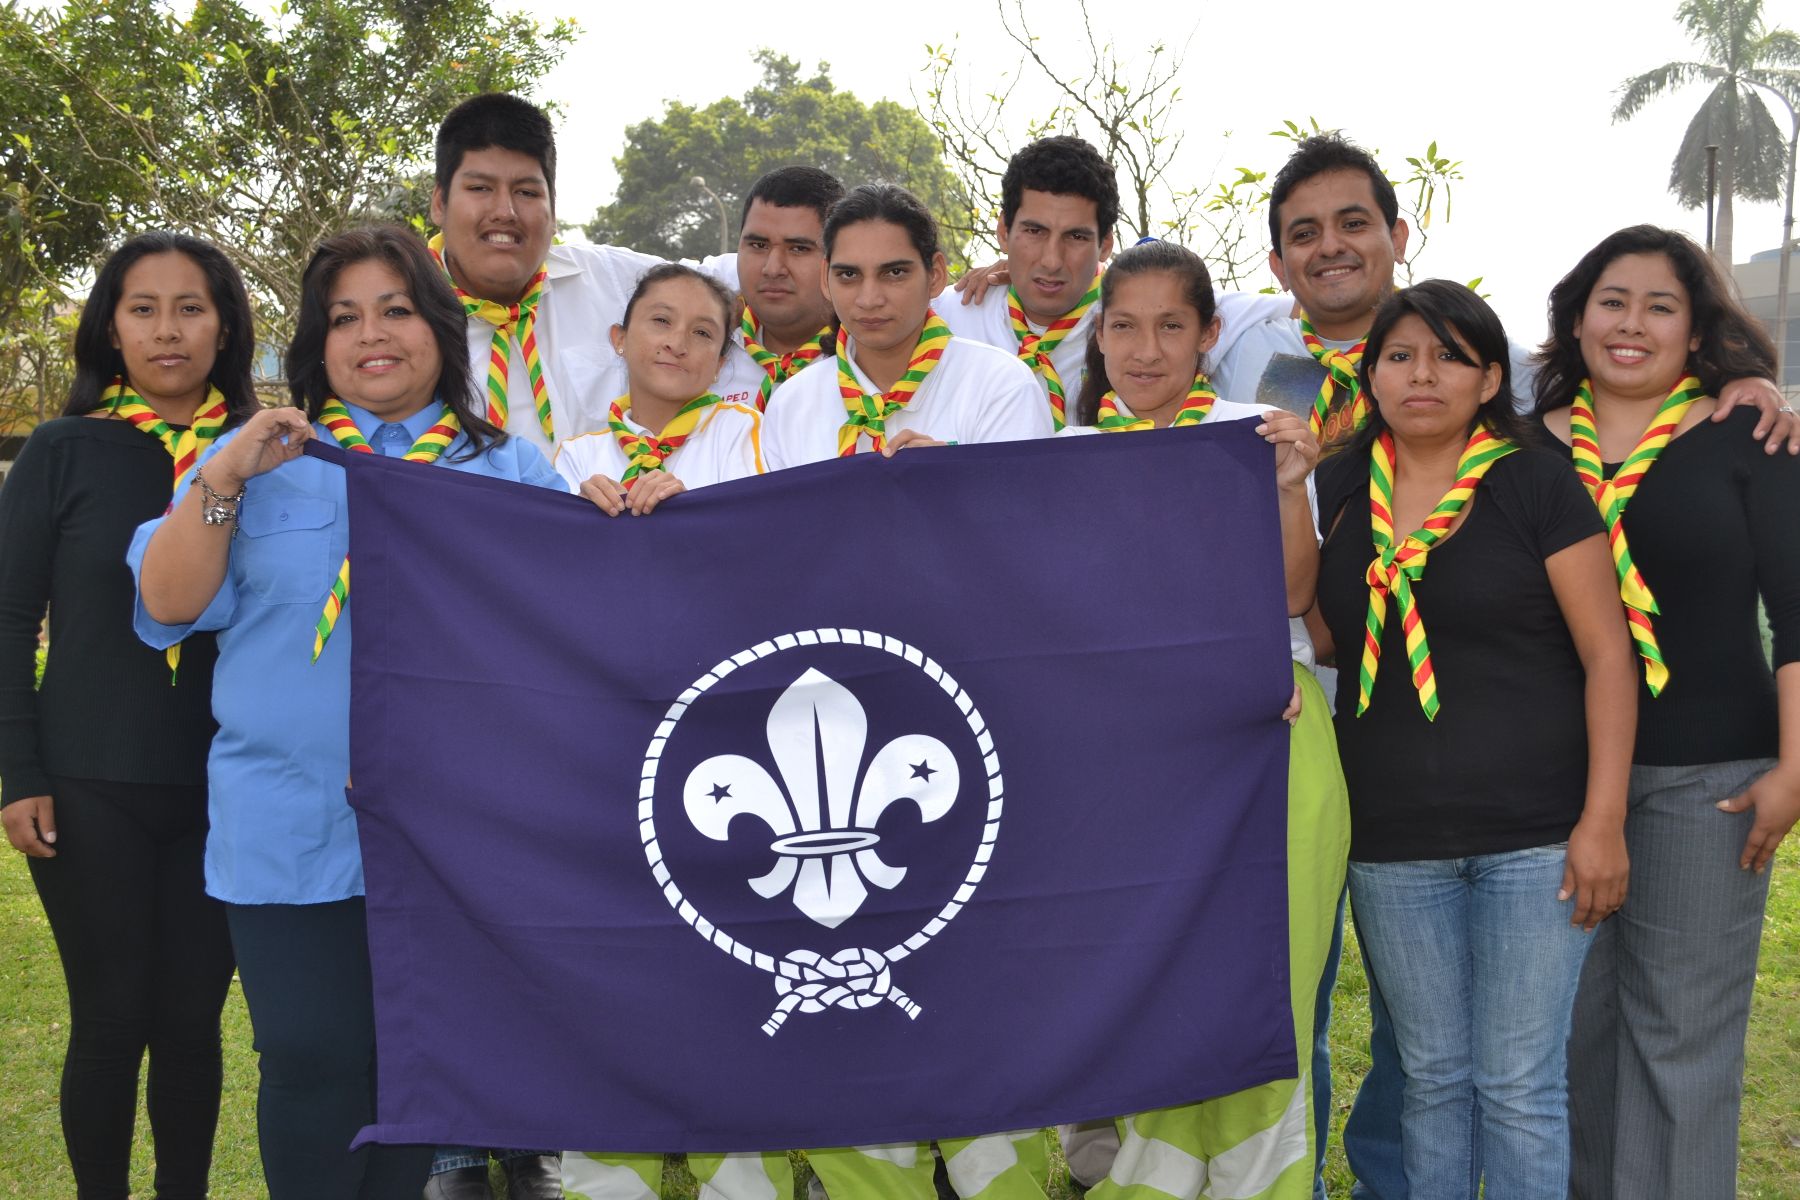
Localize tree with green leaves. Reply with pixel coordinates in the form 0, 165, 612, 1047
1, 0, 575, 352
1613, 0, 1800, 266
586, 51, 964, 264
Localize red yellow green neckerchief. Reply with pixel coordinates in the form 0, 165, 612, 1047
1008, 275, 1102, 432
608, 392, 722, 487
1568, 374, 1705, 697
311, 398, 460, 662
427, 232, 552, 441
739, 306, 831, 410
1094, 371, 1219, 432
103, 377, 231, 682
1359, 426, 1518, 720
1300, 314, 1368, 443
835, 311, 952, 456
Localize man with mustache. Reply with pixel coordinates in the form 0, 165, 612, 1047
719, 166, 844, 410
934, 136, 1115, 431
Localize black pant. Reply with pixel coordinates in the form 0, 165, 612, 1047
27, 775, 235, 1200
226, 896, 433, 1199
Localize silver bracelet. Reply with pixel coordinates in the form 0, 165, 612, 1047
191, 465, 246, 529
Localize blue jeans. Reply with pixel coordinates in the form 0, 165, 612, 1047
431, 1147, 558, 1173
1344, 919, 1408, 1200
1349, 846, 1591, 1200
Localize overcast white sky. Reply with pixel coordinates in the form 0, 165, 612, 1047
501, 0, 1794, 345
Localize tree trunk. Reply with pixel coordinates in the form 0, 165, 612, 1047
1717, 131, 1738, 268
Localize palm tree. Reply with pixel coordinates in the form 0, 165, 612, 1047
1614, 0, 1800, 267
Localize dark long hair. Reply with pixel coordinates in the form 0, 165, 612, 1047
286, 225, 501, 461
64, 231, 260, 425
1341, 280, 1536, 458
823, 183, 940, 264
1073, 240, 1217, 426
1533, 224, 1776, 412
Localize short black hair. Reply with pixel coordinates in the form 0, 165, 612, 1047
621, 263, 738, 362
65, 230, 261, 428
1343, 279, 1536, 457
1001, 136, 1120, 240
1074, 240, 1217, 426
434, 93, 557, 205
286, 225, 503, 461
823, 183, 940, 265
1533, 224, 1777, 413
739, 166, 845, 229
1268, 132, 1399, 254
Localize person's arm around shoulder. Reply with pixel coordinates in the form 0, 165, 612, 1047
139, 407, 313, 625
1711, 375, 1800, 455
1539, 456, 1636, 930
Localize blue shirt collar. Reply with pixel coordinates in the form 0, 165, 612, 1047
341, 399, 450, 442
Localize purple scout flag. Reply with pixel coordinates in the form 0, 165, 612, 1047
334, 423, 1296, 1152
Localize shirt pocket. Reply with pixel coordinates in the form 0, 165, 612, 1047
235, 495, 337, 605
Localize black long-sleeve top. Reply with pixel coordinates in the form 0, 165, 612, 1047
1585, 408, 1800, 765
0, 416, 218, 804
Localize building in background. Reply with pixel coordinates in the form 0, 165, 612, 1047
1732, 245, 1799, 397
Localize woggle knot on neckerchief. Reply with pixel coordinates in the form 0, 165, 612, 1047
1300, 314, 1369, 444
608, 393, 721, 487
740, 307, 831, 410
1568, 375, 1703, 698
1364, 548, 1425, 595
762, 947, 920, 1037
427, 231, 553, 439
1357, 427, 1517, 721
1008, 276, 1101, 432
834, 311, 952, 456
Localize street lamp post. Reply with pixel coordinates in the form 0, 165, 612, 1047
691, 176, 730, 257
1746, 83, 1798, 392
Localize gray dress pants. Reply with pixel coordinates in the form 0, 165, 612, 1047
1567, 758, 1777, 1200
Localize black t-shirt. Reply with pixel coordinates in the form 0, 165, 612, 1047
0, 416, 219, 804
1316, 444, 1606, 862
1563, 408, 1800, 765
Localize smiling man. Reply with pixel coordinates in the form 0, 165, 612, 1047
717, 166, 844, 409
935, 137, 1117, 430
428, 94, 688, 458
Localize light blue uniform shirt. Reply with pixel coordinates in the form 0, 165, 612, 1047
128, 402, 562, 905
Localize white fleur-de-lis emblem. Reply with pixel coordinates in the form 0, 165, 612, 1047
643, 627, 1003, 1035
683, 667, 960, 929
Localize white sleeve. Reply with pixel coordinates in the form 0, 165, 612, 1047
693, 253, 741, 291
970, 358, 1057, 443
759, 387, 796, 472
552, 436, 596, 494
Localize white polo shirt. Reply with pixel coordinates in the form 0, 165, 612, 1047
552, 401, 766, 492
760, 334, 1054, 470
934, 286, 1095, 424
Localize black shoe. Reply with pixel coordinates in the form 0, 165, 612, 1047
423, 1164, 495, 1200
501, 1153, 564, 1200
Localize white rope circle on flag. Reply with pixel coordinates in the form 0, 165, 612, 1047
640, 628, 1005, 1036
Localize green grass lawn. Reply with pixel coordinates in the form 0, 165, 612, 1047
3, 842, 1795, 1198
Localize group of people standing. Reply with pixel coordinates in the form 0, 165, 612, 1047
0, 89, 1793, 1200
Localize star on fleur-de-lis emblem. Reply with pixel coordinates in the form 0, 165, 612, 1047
683, 667, 961, 929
